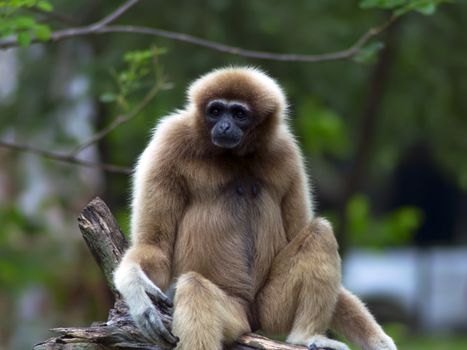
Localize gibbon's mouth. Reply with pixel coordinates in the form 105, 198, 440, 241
212, 135, 242, 149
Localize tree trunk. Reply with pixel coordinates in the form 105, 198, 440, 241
34, 197, 308, 350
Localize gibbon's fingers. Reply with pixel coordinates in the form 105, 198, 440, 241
137, 308, 161, 343
139, 307, 179, 345
148, 311, 179, 345
305, 335, 350, 350
308, 345, 335, 350
138, 266, 174, 308
146, 288, 173, 308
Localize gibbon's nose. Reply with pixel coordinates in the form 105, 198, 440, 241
219, 120, 231, 133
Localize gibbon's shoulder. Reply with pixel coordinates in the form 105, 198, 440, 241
269, 123, 302, 161
147, 110, 194, 154
266, 123, 310, 181
135, 110, 194, 172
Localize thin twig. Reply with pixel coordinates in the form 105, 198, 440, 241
0, 1, 397, 63
0, 77, 164, 174
89, 0, 140, 30
0, 0, 140, 48
0, 50, 165, 174
0, 140, 131, 174
98, 18, 396, 62
71, 81, 165, 156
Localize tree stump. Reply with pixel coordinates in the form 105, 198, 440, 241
33, 197, 310, 350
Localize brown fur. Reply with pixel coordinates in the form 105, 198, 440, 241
114, 67, 397, 350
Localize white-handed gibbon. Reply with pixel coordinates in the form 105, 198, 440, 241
114, 67, 397, 350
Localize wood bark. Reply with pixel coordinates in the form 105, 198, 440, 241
34, 197, 309, 350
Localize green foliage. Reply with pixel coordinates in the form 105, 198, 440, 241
383, 323, 467, 350
347, 194, 423, 248
343, 323, 467, 350
0, 0, 53, 46
100, 46, 169, 110
0, 205, 51, 290
296, 99, 349, 158
359, 0, 455, 16
353, 41, 385, 64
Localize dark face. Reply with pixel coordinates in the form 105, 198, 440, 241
205, 99, 254, 149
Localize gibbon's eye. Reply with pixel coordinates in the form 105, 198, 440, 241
232, 106, 248, 120
208, 103, 224, 118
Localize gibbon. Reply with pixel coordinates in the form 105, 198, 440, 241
114, 67, 397, 350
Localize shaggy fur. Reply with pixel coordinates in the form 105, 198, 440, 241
114, 67, 397, 350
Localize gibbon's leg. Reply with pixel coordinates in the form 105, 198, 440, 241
331, 288, 397, 350
256, 218, 349, 350
172, 271, 250, 350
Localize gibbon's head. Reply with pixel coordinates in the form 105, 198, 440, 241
188, 67, 287, 152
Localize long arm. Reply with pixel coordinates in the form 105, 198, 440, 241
280, 144, 314, 242
114, 131, 187, 345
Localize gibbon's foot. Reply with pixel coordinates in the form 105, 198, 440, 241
366, 334, 398, 350
303, 335, 350, 350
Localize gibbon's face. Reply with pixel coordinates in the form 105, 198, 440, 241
205, 99, 254, 149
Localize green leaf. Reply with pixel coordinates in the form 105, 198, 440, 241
296, 99, 349, 157
0, 27, 14, 38
13, 15, 35, 30
353, 41, 385, 64
394, 1, 439, 16
123, 49, 154, 63
361, 0, 453, 16
347, 194, 370, 235
37, 1, 53, 12
99, 92, 117, 103
154, 46, 168, 55
359, 0, 406, 9
34, 24, 50, 40
415, 3, 436, 14
17, 31, 30, 46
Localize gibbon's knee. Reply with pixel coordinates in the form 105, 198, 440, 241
303, 217, 339, 253
275, 217, 340, 270
257, 217, 341, 337
172, 272, 249, 350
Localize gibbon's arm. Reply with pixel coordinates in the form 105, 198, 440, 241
281, 161, 314, 242
114, 135, 187, 345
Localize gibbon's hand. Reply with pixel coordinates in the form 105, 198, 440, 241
118, 265, 179, 345
136, 284, 179, 345
134, 302, 179, 345
304, 335, 350, 350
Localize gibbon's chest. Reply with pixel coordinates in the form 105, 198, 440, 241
221, 175, 263, 204
173, 158, 288, 301
182, 155, 284, 204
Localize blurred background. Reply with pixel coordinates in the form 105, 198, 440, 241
0, 1, 466, 349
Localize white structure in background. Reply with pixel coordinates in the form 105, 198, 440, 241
344, 248, 467, 332
0, 50, 18, 99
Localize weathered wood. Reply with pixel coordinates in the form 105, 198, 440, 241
77, 197, 128, 294
34, 197, 309, 350
236, 334, 305, 350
